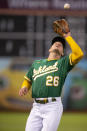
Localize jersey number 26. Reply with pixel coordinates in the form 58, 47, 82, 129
46, 76, 59, 87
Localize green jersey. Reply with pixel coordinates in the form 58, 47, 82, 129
24, 55, 74, 98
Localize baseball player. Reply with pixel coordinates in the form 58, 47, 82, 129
19, 19, 84, 131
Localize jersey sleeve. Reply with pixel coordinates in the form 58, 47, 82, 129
62, 55, 74, 72
24, 64, 33, 84
65, 36, 84, 65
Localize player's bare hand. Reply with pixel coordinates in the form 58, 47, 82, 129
19, 87, 29, 96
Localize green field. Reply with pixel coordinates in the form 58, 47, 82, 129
0, 112, 87, 131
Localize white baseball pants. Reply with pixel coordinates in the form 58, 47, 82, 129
25, 97, 63, 131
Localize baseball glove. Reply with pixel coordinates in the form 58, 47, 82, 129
53, 19, 70, 37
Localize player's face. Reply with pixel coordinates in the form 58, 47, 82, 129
49, 42, 64, 56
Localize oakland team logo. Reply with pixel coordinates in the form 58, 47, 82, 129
33, 62, 58, 80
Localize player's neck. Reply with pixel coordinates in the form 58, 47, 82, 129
48, 52, 61, 60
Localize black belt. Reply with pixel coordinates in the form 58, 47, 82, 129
35, 98, 56, 104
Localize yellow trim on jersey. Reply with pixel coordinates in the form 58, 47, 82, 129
47, 59, 58, 61
65, 36, 84, 65
21, 79, 31, 89
69, 53, 73, 65
24, 76, 31, 83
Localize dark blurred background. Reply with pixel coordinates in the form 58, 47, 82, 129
0, 0, 87, 131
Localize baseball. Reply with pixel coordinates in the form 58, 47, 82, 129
64, 3, 70, 9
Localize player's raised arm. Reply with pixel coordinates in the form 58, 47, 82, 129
53, 19, 84, 65
64, 32, 84, 65
19, 79, 31, 96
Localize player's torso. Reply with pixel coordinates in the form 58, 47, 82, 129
32, 59, 67, 98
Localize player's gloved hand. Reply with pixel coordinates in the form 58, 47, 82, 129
19, 87, 29, 96
53, 19, 70, 37
63, 32, 71, 38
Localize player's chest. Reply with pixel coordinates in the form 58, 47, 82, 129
33, 61, 62, 78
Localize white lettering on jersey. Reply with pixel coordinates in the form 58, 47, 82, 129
33, 62, 58, 80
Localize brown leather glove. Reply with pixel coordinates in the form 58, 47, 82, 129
53, 19, 70, 37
